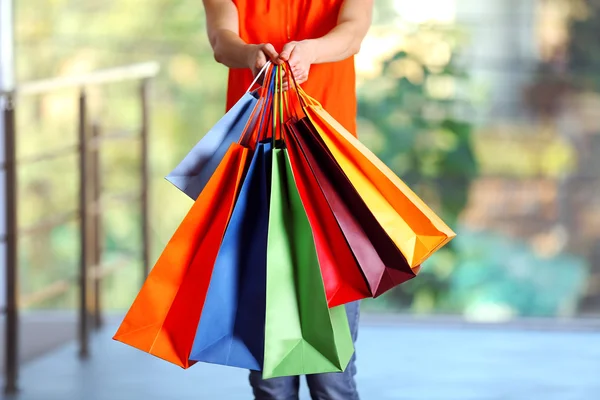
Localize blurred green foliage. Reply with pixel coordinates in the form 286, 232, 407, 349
357, 27, 478, 310
358, 47, 477, 227
447, 229, 586, 318
568, 0, 600, 90
16, 0, 223, 310
363, 226, 587, 318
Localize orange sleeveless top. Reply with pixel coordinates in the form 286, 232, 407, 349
227, 0, 357, 136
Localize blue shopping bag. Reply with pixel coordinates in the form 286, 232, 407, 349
165, 63, 270, 200
189, 140, 272, 370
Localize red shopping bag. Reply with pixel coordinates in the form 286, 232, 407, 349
298, 88, 455, 268
285, 120, 371, 307
287, 119, 416, 297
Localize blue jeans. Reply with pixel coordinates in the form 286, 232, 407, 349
249, 302, 360, 400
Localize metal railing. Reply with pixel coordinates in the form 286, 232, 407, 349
1, 62, 159, 394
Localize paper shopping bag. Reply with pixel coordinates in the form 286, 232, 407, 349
165, 93, 258, 200
284, 121, 371, 306
299, 90, 455, 268
287, 119, 415, 297
190, 141, 272, 370
262, 148, 354, 379
165, 63, 271, 199
113, 144, 249, 368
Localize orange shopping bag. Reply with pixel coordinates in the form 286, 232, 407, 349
113, 144, 249, 368
298, 89, 455, 268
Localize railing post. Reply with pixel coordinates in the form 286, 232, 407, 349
3, 94, 19, 395
140, 79, 150, 282
91, 122, 102, 330
78, 89, 91, 359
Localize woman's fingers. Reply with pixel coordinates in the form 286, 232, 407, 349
296, 72, 308, 84
274, 67, 307, 90
278, 42, 297, 63
259, 43, 279, 63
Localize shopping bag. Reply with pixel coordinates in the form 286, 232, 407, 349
190, 65, 275, 370
286, 120, 415, 297
113, 144, 249, 368
190, 141, 272, 370
284, 121, 371, 306
165, 63, 270, 200
262, 147, 354, 379
298, 88, 455, 268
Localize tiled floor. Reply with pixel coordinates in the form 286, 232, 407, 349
8, 323, 600, 400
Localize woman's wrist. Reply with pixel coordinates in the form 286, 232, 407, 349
212, 31, 255, 69
241, 44, 255, 69
299, 39, 319, 64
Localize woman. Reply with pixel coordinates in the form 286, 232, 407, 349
202, 0, 373, 398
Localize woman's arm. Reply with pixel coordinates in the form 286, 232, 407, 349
203, 0, 278, 73
305, 0, 374, 64
278, 0, 373, 83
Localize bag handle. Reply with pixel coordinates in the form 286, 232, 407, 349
274, 66, 284, 142
281, 61, 321, 122
246, 65, 276, 145
260, 67, 277, 142
296, 84, 321, 108
282, 61, 308, 110
282, 62, 321, 109
273, 65, 293, 144
239, 63, 275, 146
245, 61, 272, 93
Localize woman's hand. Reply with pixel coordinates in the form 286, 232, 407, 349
246, 43, 279, 78
277, 40, 317, 86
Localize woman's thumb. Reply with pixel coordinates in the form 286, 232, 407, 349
278, 42, 296, 61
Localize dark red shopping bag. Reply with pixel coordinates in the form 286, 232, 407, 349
285, 121, 371, 307
287, 118, 416, 297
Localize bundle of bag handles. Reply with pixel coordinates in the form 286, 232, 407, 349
238, 61, 322, 148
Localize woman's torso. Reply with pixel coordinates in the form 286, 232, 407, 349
227, 0, 357, 136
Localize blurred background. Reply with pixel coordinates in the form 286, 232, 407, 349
1, 0, 599, 399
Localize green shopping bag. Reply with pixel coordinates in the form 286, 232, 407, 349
263, 147, 354, 379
